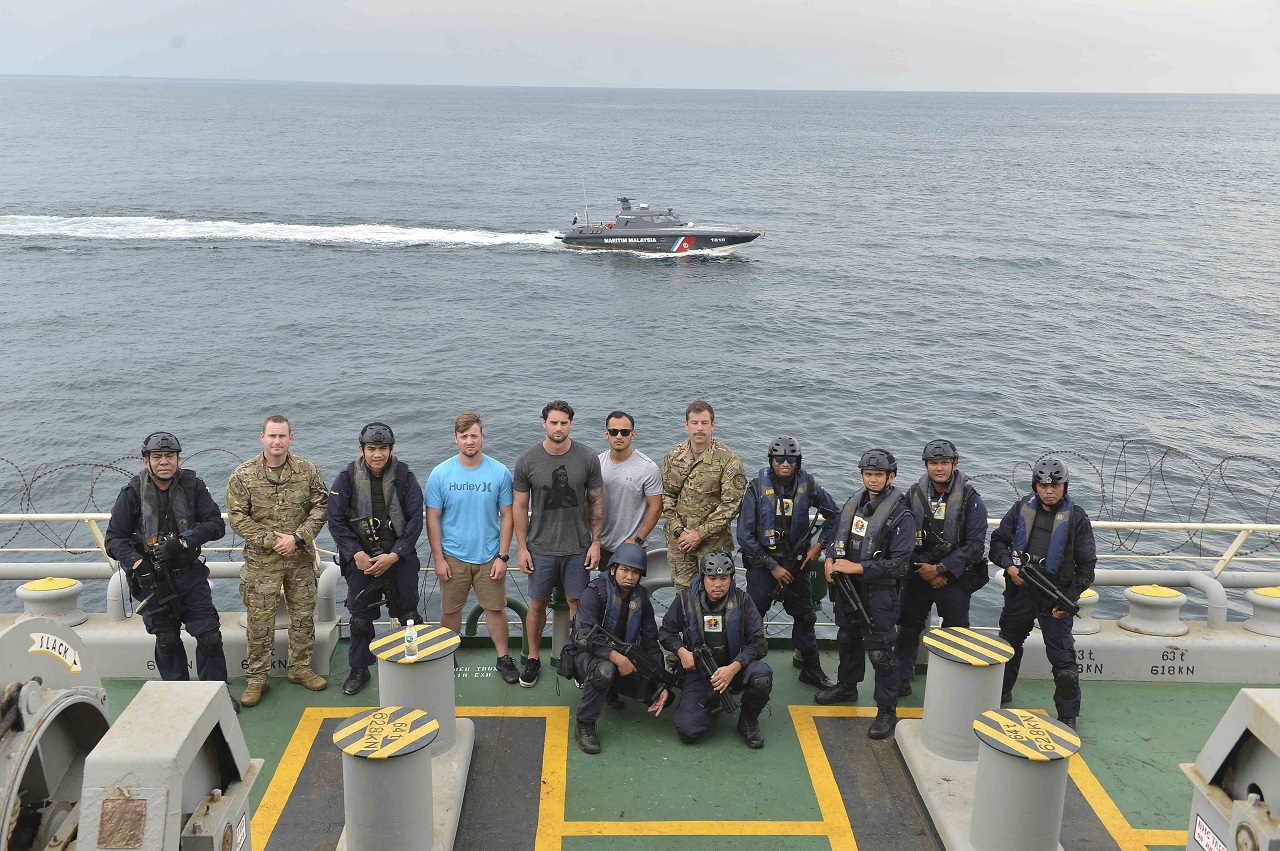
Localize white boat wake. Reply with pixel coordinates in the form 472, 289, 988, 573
0, 215, 562, 249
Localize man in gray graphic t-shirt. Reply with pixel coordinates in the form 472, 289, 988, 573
598, 410, 662, 568
512, 400, 604, 687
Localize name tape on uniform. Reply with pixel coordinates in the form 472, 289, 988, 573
922, 627, 1014, 667
973, 709, 1080, 761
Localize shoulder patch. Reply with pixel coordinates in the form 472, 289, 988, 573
732, 473, 747, 489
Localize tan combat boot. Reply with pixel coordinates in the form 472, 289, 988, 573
288, 669, 328, 691
241, 680, 269, 707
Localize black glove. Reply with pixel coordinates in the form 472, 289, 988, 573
162, 536, 189, 561
132, 558, 157, 590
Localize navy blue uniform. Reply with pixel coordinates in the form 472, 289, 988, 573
329, 460, 424, 667
895, 473, 989, 687
736, 467, 839, 655
825, 486, 916, 709
659, 584, 772, 742
989, 494, 1096, 719
567, 575, 664, 723
105, 470, 228, 682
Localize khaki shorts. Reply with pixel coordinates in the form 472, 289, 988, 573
440, 553, 507, 614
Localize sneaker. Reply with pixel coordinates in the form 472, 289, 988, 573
496, 655, 519, 684
868, 706, 898, 740
241, 680, 268, 707
288, 669, 328, 691
519, 657, 541, 688
342, 666, 370, 696
575, 721, 601, 754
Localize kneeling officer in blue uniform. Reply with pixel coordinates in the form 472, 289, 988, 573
660, 550, 772, 748
328, 422, 425, 695
105, 432, 233, 700
560, 543, 672, 754
817, 449, 916, 740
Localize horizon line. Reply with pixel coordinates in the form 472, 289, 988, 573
2, 72, 1277, 96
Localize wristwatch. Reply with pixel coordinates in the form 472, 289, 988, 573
293, 534, 305, 548
497, 554, 510, 563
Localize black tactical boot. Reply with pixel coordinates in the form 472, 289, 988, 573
868, 706, 898, 740
1001, 690, 1013, 704
737, 713, 765, 749
814, 682, 859, 705
1058, 716, 1077, 731
575, 721, 602, 754
898, 679, 913, 698
798, 652, 836, 690
342, 666, 370, 696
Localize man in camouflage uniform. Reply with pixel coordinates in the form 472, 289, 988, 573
661, 400, 747, 590
226, 414, 330, 707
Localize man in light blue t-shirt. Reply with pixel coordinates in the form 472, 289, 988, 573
425, 411, 518, 684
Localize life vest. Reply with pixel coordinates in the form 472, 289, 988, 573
346, 457, 409, 546
1013, 494, 1077, 583
833, 486, 906, 564
750, 467, 817, 553
130, 470, 198, 547
682, 586, 744, 667
598, 574, 645, 644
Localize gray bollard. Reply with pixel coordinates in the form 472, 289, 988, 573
373, 625, 461, 756
920, 627, 1015, 761
334, 706, 441, 851
969, 709, 1080, 851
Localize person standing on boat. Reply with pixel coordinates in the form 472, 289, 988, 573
659, 550, 772, 748
816, 449, 916, 741
989, 457, 1096, 731
328, 422, 425, 696
660, 401, 746, 590
894, 439, 990, 697
513, 400, 605, 688
736, 437, 840, 691
597, 410, 662, 569
226, 414, 330, 708
105, 432, 235, 703
425, 411, 518, 685
562, 544, 671, 754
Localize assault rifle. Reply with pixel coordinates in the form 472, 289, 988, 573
1011, 551, 1080, 617
351, 517, 403, 611
917, 526, 953, 566
764, 509, 827, 608
134, 535, 184, 619
830, 573, 874, 631
587, 625, 679, 692
682, 624, 737, 715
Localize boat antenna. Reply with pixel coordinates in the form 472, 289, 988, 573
581, 176, 590, 224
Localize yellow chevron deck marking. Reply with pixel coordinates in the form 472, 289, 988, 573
952, 626, 1016, 655
923, 632, 995, 666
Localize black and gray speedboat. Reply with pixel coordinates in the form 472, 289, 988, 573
557, 197, 762, 253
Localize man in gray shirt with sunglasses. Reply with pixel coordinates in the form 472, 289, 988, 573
597, 410, 663, 569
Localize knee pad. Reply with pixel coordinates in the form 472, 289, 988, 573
350, 617, 375, 640
747, 671, 773, 698
155, 630, 183, 655
196, 630, 224, 655
588, 659, 617, 691
868, 649, 897, 676
1053, 666, 1080, 698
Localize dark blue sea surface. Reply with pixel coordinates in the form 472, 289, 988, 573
2, 79, 1279, 622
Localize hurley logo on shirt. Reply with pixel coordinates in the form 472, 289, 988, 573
449, 481, 493, 492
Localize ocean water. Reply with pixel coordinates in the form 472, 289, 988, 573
2, 78, 1279, 622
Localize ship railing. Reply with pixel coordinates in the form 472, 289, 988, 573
2, 514, 1280, 632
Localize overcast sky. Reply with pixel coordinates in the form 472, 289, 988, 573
3, 0, 1277, 92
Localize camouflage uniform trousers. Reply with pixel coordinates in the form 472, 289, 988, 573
241, 553, 317, 682
665, 529, 735, 590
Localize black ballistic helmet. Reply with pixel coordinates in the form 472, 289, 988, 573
609, 542, 648, 575
1032, 457, 1070, 488
700, 550, 736, 576
359, 422, 395, 447
141, 432, 182, 456
858, 449, 897, 473
769, 436, 801, 461
922, 439, 959, 462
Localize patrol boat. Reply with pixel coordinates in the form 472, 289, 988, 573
557, 197, 763, 253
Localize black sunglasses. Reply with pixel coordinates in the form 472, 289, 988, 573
607, 428, 633, 437
771, 454, 800, 464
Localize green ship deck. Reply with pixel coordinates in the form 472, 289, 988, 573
101, 640, 1216, 851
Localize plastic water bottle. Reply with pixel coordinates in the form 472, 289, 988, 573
404, 620, 418, 660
